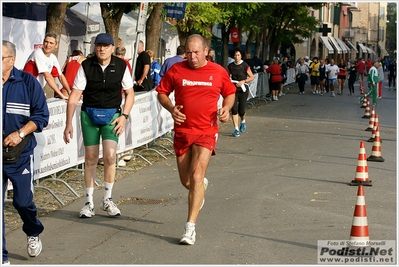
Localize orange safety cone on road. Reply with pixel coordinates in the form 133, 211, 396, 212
367, 114, 382, 143
350, 142, 372, 186
365, 107, 375, 131
361, 94, 368, 108
367, 126, 385, 162
362, 100, 371, 119
349, 185, 370, 244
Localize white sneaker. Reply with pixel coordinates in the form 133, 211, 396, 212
79, 202, 95, 218
100, 198, 121, 216
179, 227, 196, 245
27, 236, 42, 257
2, 260, 10, 265
200, 178, 209, 210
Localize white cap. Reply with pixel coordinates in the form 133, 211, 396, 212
305, 56, 309, 59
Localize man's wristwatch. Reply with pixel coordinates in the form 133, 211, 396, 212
17, 130, 25, 140
121, 113, 129, 120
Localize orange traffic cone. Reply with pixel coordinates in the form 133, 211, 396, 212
362, 100, 371, 119
367, 126, 385, 162
365, 107, 375, 131
350, 142, 372, 186
361, 94, 368, 108
349, 185, 370, 244
367, 114, 382, 143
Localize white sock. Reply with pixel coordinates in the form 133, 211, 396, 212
241, 119, 245, 123
85, 187, 94, 205
104, 182, 114, 200
185, 221, 195, 230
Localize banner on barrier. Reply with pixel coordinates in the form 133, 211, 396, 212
32, 90, 174, 181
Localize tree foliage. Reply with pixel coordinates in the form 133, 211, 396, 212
386, 2, 397, 56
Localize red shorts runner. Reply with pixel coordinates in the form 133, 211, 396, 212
173, 132, 218, 157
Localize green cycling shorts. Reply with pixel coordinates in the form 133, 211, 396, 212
81, 111, 119, 146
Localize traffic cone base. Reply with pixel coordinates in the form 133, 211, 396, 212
349, 186, 370, 244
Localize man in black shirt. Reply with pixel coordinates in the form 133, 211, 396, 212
134, 40, 153, 92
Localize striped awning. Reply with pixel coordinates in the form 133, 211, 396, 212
345, 40, 358, 53
358, 42, 369, 54
335, 38, 351, 53
378, 43, 389, 55
319, 36, 334, 54
328, 37, 345, 54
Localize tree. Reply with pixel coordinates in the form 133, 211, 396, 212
175, 3, 222, 46
386, 2, 397, 56
146, 3, 164, 58
100, 3, 130, 49
46, 3, 68, 56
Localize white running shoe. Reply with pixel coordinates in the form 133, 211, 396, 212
200, 178, 209, 210
179, 227, 196, 245
79, 202, 95, 218
27, 236, 42, 257
2, 260, 10, 265
100, 198, 121, 216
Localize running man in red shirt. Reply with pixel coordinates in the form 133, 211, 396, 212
156, 34, 236, 245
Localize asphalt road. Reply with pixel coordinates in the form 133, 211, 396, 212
5, 80, 397, 266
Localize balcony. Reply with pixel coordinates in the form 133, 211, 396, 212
342, 28, 354, 38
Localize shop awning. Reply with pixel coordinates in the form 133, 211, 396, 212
328, 37, 344, 54
335, 38, 350, 53
357, 42, 369, 54
366, 46, 376, 55
378, 43, 389, 55
319, 36, 334, 54
345, 40, 358, 53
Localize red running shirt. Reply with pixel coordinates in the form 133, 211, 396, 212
156, 61, 236, 135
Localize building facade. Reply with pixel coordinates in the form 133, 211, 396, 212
293, 2, 388, 62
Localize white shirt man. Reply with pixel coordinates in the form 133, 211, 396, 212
23, 32, 70, 100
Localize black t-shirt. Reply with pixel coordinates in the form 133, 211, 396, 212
134, 51, 153, 91
228, 61, 249, 81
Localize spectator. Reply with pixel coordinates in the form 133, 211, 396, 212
347, 60, 357, 96
266, 59, 282, 101
337, 58, 347, 95
160, 45, 186, 77
252, 55, 264, 73
2, 40, 50, 264
228, 48, 255, 136
243, 53, 255, 73
133, 40, 153, 92
23, 32, 70, 100
388, 59, 396, 90
156, 34, 236, 245
326, 58, 339, 97
146, 49, 161, 88
115, 46, 132, 74
63, 33, 135, 219
60, 50, 86, 98
206, 48, 215, 62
